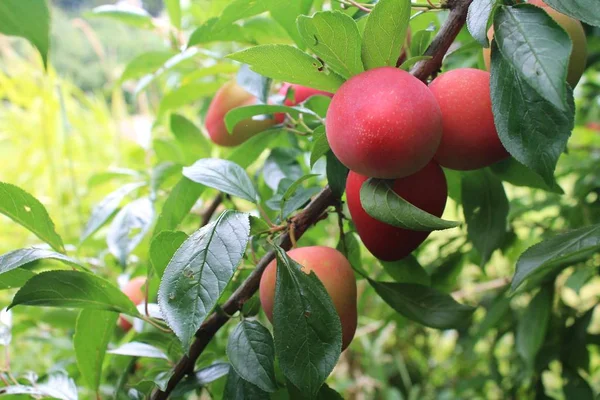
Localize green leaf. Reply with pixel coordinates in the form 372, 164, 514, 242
225, 105, 318, 134
158, 82, 223, 116
74, 310, 117, 390
153, 178, 205, 236
0, 248, 86, 276
297, 11, 364, 79
511, 224, 600, 292
461, 169, 508, 266
108, 342, 168, 359
361, 0, 411, 69
87, 4, 153, 28
217, 0, 269, 28
158, 211, 250, 349
368, 280, 475, 329
0, 182, 64, 253
0, 0, 50, 68
149, 231, 188, 277
398, 55, 432, 71
326, 151, 348, 198
542, 0, 600, 27
273, 246, 342, 398
165, 0, 181, 29
336, 232, 365, 276
264, 148, 303, 191
490, 41, 574, 186
410, 29, 434, 57
516, 285, 553, 367
228, 130, 277, 168
237, 64, 272, 103
249, 216, 271, 236
81, 182, 145, 243
467, 0, 495, 47
224, 366, 269, 399
228, 45, 345, 93
263, 0, 312, 47
120, 51, 175, 82
170, 114, 211, 162
360, 179, 460, 231
188, 18, 248, 46
183, 159, 259, 203
171, 363, 231, 396
474, 291, 511, 340
310, 125, 329, 167
10, 271, 139, 315
107, 197, 154, 267
227, 320, 277, 392
380, 256, 431, 286
494, 5, 571, 111
0, 269, 36, 291
135, 48, 200, 95
490, 158, 563, 194
562, 369, 594, 400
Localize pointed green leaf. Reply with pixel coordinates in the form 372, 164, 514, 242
10, 271, 139, 315
87, 4, 153, 29
467, 0, 495, 47
224, 104, 318, 133
310, 125, 329, 167
516, 285, 553, 367
183, 159, 259, 203
0, 248, 87, 276
158, 211, 250, 349
360, 179, 459, 231
107, 197, 154, 267
150, 231, 188, 278
542, 0, 600, 27
0, 182, 64, 253
0, 269, 36, 291
224, 366, 268, 399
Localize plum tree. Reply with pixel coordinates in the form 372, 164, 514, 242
259, 246, 357, 350
428, 68, 508, 170
205, 81, 277, 147
326, 67, 443, 179
346, 161, 448, 261
118, 276, 146, 331
275, 83, 333, 123
483, 0, 587, 87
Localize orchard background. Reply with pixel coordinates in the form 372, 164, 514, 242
0, 0, 599, 398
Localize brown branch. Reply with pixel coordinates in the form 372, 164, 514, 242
200, 194, 223, 227
152, 0, 473, 396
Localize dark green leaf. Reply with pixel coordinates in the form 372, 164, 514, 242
170, 114, 211, 162
361, 0, 411, 69
74, 310, 117, 390
250, 216, 271, 236
281, 187, 321, 220
224, 104, 318, 133
158, 211, 250, 349
562, 369, 594, 400
494, 5, 570, 111
81, 182, 145, 243
87, 4, 153, 28
10, 271, 139, 315
516, 285, 553, 367
153, 177, 205, 236
227, 320, 277, 392
263, 148, 303, 191
380, 256, 431, 286
297, 11, 364, 79
228, 45, 345, 92
273, 246, 342, 398
562, 308, 593, 372
490, 41, 574, 185
410, 29, 434, 56
542, 0, 600, 27
467, 0, 495, 47
0, 182, 64, 253
107, 197, 154, 267
461, 169, 508, 266
336, 232, 364, 275
172, 363, 231, 397
490, 158, 563, 194
0, 248, 86, 276
149, 231, 188, 277
310, 126, 329, 167
183, 159, 259, 203
360, 179, 460, 231
474, 291, 511, 339
224, 366, 268, 400
0, 0, 50, 68
511, 224, 600, 291
120, 51, 175, 82
237, 64, 271, 104
368, 280, 475, 329
326, 152, 348, 198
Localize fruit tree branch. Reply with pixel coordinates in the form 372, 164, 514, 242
152, 0, 473, 397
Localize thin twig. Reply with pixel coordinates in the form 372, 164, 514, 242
200, 194, 223, 227
151, 0, 475, 396
346, 0, 372, 12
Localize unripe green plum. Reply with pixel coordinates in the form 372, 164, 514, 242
346, 161, 448, 261
429, 68, 508, 170
118, 276, 146, 331
326, 67, 442, 179
275, 83, 333, 123
483, 1, 587, 87
259, 246, 357, 351
205, 81, 276, 147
